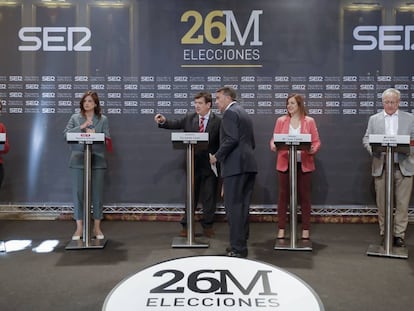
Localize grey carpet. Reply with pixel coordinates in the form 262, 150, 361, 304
0, 220, 413, 311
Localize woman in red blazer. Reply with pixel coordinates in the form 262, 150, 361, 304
0, 101, 10, 189
270, 94, 321, 240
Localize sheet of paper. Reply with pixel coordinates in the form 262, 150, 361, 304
211, 163, 218, 177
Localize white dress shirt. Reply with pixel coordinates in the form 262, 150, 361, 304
384, 110, 399, 162
289, 124, 302, 162
384, 110, 398, 135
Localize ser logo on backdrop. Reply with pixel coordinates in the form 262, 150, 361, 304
352, 25, 414, 51
180, 10, 263, 66
18, 27, 91, 51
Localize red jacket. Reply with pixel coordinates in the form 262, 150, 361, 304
0, 123, 10, 164
271, 115, 321, 172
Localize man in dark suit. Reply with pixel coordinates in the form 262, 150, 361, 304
209, 87, 257, 258
363, 88, 414, 248
154, 91, 221, 238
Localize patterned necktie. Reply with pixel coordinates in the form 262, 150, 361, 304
199, 116, 205, 132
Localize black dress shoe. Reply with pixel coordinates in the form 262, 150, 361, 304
179, 228, 187, 237
226, 250, 248, 258
203, 227, 215, 238
393, 237, 406, 247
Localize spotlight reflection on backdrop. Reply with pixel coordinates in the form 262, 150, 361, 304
27, 115, 45, 200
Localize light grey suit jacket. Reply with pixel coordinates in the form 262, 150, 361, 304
363, 110, 414, 176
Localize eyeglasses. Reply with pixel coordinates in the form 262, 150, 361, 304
383, 101, 398, 106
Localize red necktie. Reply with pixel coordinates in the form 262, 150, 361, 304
199, 116, 205, 132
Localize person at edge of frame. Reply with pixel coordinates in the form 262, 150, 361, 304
363, 87, 414, 248
0, 100, 10, 190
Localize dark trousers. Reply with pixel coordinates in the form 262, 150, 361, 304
223, 173, 256, 254
0, 164, 3, 190
181, 172, 218, 228
277, 164, 312, 230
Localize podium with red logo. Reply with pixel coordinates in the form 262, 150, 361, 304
170, 132, 209, 248
273, 134, 312, 251
366, 134, 409, 259
0, 133, 5, 251
0, 133, 5, 152
65, 132, 107, 250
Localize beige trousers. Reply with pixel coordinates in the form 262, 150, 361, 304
374, 168, 412, 238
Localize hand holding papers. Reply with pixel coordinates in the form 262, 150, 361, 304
211, 163, 218, 177
209, 153, 218, 177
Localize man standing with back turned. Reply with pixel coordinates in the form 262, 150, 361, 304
210, 86, 257, 258
363, 88, 414, 248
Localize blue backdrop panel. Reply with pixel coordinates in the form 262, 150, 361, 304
0, 0, 412, 210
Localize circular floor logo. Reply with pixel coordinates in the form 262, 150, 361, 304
103, 256, 324, 311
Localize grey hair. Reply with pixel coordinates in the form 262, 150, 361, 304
382, 88, 401, 100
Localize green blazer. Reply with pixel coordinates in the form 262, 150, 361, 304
63, 113, 110, 169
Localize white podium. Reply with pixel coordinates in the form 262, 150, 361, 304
65, 132, 107, 250
171, 132, 209, 248
0, 133, 5, 252
0, 133, 5, 151
273, 134, 313, 251
366, 134, 409, 259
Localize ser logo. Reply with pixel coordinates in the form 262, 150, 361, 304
181, 10, 263, 46
10, 108, 23, 113
353, 25, 414, 51
108, 109, 122, 114
18, 27, 91, 51
42, 108, 55, 113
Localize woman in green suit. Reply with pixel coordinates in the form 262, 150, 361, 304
64, 91, 111, 240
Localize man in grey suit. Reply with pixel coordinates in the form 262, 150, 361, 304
363, 88, 414, 247
210, 87, 257, 258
